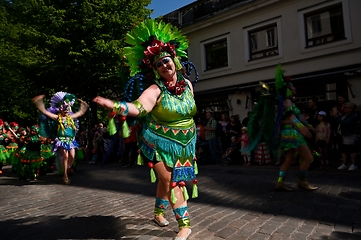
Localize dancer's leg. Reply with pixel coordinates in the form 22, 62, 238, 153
275, 149, 295, 191
59, 148, 70, 184
153, 162, 171, 225
297, 144, 317, 190
154, 162, 190, 238
68, 148, 75, 169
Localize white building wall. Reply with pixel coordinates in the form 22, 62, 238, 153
166, 0, 361, 120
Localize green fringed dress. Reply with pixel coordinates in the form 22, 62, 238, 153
280, 103, 307, 150
138, 77, 197, 183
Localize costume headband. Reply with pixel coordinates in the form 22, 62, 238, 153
50, 91, 76, 113
123, 19, 189, 77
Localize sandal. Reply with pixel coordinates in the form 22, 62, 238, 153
153, 216, 169, 227
63, 177, 71, 185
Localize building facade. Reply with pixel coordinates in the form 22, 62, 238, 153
163, 0, 361, 120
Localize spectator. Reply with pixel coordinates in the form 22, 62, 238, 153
240, 127, 251, 166
226, 115, 242, 146
337, 102, 358, 171
218, 113, 230, 153
307, 96, 319, 127
242, 111, 251, 127
204, 111, 217, 164
315, 111, 331, 169
121, 121, 140, 167
330, 94, 349, 150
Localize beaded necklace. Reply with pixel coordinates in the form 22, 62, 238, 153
164, 75, 187, 95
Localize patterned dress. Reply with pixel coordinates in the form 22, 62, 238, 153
53, 116, 79, 174
139, 76, 197, 183
280, 103, 307, 150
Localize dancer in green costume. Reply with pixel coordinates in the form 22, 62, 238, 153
93, 19, 198, 240
274, 65, 318, 191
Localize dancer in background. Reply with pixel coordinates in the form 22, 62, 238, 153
274, 65, 317, 191
5, 122, 20, 172
17, 125, 44, 180
33, 92, 88, 184
0, 119, 9, 175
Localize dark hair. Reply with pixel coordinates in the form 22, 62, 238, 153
309, 96, 318, 104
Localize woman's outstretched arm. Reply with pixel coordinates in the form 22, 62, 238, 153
32, 95, 58, 120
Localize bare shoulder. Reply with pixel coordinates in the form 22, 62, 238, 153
138, 83, 161, 102
185, 79, 194, 93
144, 84, 161, 95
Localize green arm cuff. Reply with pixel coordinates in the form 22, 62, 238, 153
132, 100, 147, 117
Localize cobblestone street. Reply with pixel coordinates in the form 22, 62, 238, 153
0, 161, 360, 240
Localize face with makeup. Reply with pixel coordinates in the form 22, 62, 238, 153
154, 57, 176, 81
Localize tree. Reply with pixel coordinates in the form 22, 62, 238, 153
0, 0, 152, 125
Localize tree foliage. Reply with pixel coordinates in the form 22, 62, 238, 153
0, 0, 152, 125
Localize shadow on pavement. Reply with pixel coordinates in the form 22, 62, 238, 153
0, 215, 174, 240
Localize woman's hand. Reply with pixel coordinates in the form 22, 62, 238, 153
78, 98, 89, 112
93, 96, 114, 110
299, 126, 312, 138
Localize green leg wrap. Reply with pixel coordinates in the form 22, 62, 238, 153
277, 170, 287, 183
173, 206, 190, 228
154, 198, 169, 216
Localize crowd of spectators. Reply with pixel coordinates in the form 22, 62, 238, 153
194, 94, 360, 170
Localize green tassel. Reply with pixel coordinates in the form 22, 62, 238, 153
108, 118, 117, 135
194, 160, 198, 175
122, 121, 130, 138
150, 168, 157, 183
192, 184, 198, 198
137, 154, 144, 165
171, 188, 177, 204
182, 186, 189, 201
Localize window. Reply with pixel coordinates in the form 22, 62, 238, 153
248, 24, 279, 60
204, 38, 228, 70
304, 3, 345, 47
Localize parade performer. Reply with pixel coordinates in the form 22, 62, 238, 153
32, 92, 89, 184
246, 82, 277, 163
17, 125, 44, 180
273, 65, 317, 191
5, 122, 20, 172
0, 119, 10, 175
93, 19, 198, 240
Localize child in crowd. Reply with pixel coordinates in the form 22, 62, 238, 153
240, 127, 251, 166
315, 111, 331, 169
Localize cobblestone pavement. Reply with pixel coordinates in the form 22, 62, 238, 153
0, 160, 360, 240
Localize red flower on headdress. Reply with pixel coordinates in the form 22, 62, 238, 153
163, 43, 176, 58
10, 122, 18, 128
142, 38, 178, 69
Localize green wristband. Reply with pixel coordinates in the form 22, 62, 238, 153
113, 101, 128, 116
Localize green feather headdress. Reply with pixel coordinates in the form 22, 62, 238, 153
123, 19, 189, 77
275, 64, 285, 95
